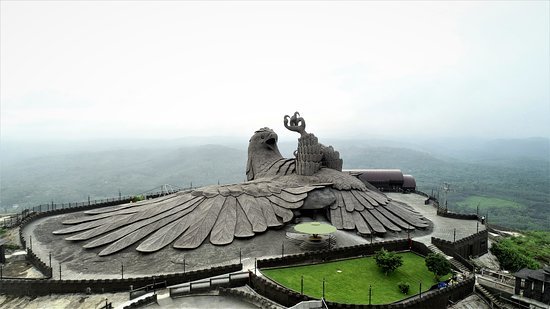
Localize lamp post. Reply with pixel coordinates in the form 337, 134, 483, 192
453, 229, 456, 243
322, 278, 325, 299
368, 285, 372, 305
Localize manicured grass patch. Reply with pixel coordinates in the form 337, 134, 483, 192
456, 196, 524, 212
262, 252, 451, 304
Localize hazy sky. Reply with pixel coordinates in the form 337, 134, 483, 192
1, 1, 549, 142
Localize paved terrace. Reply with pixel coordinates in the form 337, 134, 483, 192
16, 193, 487, 308
21, 192, 484, 280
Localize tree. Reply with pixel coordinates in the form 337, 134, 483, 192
425, 253, 452, 281
374, 248, 403, 275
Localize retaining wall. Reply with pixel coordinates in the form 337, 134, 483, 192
253, 239, 475, 308
0, 263, 242, 296
249, 272, 311, 307
250, 269, 474, 308
432, 230, 488, 260
258, 239, 431, 269
436, 210, 479, 220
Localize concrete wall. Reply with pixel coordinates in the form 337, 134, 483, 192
432, 230, 488, 260
0, 263, 242, 296
436, 210, 479, 221
258, 239, 429, 269
254, 239, 474, 308
249, 272, 312, 307
250, 269, 475, 308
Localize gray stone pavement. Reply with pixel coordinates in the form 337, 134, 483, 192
386, 193, 486, 245
18, 193, 489, 308
21, 193, 485, 280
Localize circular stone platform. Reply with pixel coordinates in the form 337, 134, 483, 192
18, 192, 485, 280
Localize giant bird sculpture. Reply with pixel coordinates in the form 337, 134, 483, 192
53, 112, 428, 256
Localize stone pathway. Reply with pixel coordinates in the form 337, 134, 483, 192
386, 193, 486, 245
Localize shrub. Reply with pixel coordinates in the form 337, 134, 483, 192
490, 240, 540, 271
374, 248, 403, 275
132, 195, 146, 203
398, 282, 410, 294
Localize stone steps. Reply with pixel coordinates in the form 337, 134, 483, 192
427, 244, 470, 274
475, 284, 515, 309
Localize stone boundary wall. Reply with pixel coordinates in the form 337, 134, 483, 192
251, 240, 476, 308
250, 269, 474, 308
431, 230, 488, 256
17, 194, 164, 278
257, 239, 431, 269
25, 248, 53, 278
436, 210, 479, 220
325, 277, 475, 309
249, 272, 311, 307
0, 263, 242, 296
432, 230, 488, 271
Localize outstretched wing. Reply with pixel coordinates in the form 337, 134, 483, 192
53, 180, 322, 256
328, 188, 429, 235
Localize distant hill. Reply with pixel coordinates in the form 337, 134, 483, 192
1, 137, 548, 230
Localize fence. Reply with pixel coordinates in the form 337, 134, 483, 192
1, 188, 245, 297
0, 263, 243, 296
129, 280, 167, 300
1, 189, 189, 229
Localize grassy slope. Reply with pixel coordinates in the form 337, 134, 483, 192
456, 196, 524, 212
496, 231, 550, 267
262, 252, 450, 304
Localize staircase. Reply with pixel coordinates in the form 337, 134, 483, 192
475, 284, 515, 309
427, 244, 470, 274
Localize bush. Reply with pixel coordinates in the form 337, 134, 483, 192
374, 248, 403, 275
490, 239, 540, 271
425, 253, 452, 281
132, 195, 145, 203
398, 282, 410, 294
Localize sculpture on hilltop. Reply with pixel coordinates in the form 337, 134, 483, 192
53, 112, 428, 256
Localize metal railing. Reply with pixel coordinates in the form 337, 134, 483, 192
1, 186, 191, 229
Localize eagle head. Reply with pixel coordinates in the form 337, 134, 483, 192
246, 127, 283, 181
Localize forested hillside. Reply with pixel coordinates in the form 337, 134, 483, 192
1, 138, 548, 230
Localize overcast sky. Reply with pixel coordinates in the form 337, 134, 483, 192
1, 1, 549, 142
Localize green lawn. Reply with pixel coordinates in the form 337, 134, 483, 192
456, 195, 524, 212
261, 252, 450, 304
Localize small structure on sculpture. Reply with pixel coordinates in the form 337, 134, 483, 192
53, 112, 428, 256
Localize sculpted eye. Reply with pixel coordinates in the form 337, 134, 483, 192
261, 135, 265, 139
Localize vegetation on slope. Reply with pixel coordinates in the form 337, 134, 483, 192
490, 231, 550, 272
1, 137, 548, 230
